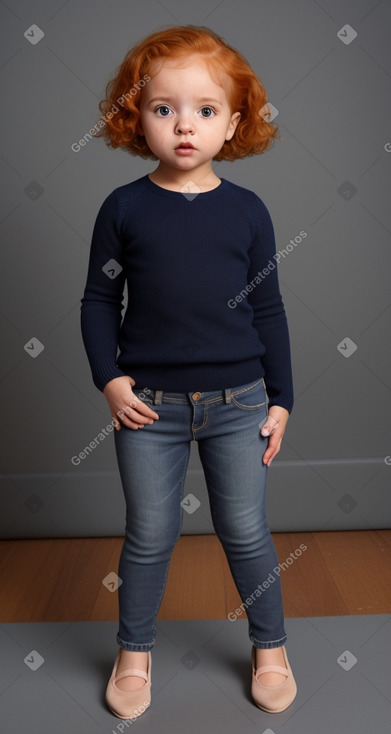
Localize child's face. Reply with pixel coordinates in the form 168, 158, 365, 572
138, 55, 240, 175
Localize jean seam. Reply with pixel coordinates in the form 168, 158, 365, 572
192, 406, 209, 435
117, 634, 155, 651
230, 377, 264, 397
231, 398, 267, 411
251, 634, 287, 649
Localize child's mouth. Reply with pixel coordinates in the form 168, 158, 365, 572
175, 145, 195, 155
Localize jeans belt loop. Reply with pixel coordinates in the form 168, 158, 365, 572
224, 388, 232, 404
154, 390, 163, 405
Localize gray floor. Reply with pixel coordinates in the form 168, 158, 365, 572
1, 616, 390, 733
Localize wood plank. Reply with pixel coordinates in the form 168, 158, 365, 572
273, 532, 349, 617
158, 535, 226, 619
313, 530, 391, 614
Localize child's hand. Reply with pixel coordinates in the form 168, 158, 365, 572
103, 376, 160, 431
260, 406, 290, 466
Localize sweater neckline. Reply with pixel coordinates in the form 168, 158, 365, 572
143, 174, 226, 199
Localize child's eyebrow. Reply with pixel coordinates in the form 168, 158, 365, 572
147, 97, 223, 106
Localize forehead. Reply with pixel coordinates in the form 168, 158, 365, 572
146, 54, 226, 93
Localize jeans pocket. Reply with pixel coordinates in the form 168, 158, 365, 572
231, 378, 267, 411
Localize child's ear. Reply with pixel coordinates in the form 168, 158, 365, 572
225, 111, 241, 141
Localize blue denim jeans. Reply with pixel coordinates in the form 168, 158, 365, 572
113, 376, 287, 651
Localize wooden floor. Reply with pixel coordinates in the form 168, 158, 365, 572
0, 530, 390, 623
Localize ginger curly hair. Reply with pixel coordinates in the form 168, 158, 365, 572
94, 24, 281, 161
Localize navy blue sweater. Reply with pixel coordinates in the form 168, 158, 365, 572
80, 174, 294, 413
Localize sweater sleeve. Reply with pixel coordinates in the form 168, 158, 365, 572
80, 190, 128, 392
246, 195, 294, 413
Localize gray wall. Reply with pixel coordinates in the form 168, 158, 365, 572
0, 0, 390, 538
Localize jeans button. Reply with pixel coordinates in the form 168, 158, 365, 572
192, 392, 202, 400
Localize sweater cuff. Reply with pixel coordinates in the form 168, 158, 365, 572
267, 390, 294, 415
91, 361, 128, 393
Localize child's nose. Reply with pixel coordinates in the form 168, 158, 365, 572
176, 119, 194, 134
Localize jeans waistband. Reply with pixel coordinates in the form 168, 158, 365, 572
151, 388, 234, 405
134, 377, 265, 406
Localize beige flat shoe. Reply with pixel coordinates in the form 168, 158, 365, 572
105, 648, 151, 719
251, 644, 297, 713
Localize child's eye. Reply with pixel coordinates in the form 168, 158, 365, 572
200, 107, 215, 117
155, 105, 172, 116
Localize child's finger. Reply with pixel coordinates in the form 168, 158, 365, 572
128, 395, 159, 419
260, 415, 279, 436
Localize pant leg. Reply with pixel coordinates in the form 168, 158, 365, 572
113, 398, 192, 651
196, 378, 287, 649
